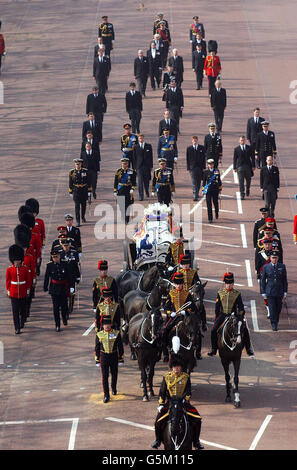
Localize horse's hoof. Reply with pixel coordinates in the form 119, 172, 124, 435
225, 396, 232, 403
234, 401, 241, 408
143, 396, 149, 402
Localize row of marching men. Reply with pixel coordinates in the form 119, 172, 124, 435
5, 199, 84, 333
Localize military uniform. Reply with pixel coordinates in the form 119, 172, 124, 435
95, 315, 124, 402
203, 53, 221, 95
208, 273, 253, 355
98, 19, 114, 56
92, 260, 118, 308
121, 129, 138, 166
202, 163, 222, 222
44, 252, 73, 331
153, 16, 169, 35
64, 214, 82, 255
6, 245, 30, 334
204, 128, 222, 167
165, 240, 184, 267
114, 159, 136, 224
257, 227, 283, 263
152, 355, 203, 450
25, 198, 46, 275
255, 243, 272, 280
95, 300, 121, 331
152, 164, 175, 206
59, 240, 81, 314
255, 124, 277, 168
69, 160, 92, 226
156, 24, 171, 68
157, 134, 178, 169
253, 208, 270, 248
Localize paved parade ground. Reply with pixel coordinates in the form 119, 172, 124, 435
1, 0, 297, 453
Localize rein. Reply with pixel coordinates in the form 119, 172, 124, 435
222, 314, 242, 351
140, 314, 155, 345
169, 407, 188, 450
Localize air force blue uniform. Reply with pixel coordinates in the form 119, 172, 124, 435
260, 262, 288, 330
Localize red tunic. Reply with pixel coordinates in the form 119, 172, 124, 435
0, 34, 5, 55
23, 251, 36, 288
34, 217, 46, 246
30, 231, 42, 266
293, 215, 297, 242
6, 265, 30, 298
203, 55, 221, 77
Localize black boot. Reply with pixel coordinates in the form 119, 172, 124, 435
243, 326, 254, 356
152, 426, 162, 449
192, 421, 204, 450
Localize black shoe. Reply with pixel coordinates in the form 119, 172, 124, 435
56, 326, 61, 332
82, 217, 86, 223
151, 440, 161, 449
196, 351, 202, 360
241, 195, 245, 200
63, 319, 68, 326
93, 193, 96, 199
215, 213, 219, 219
77, 223, 81, 227
20, 322, 25, 329
103, 396, 110, 403
112, 389, 117, 395
202, 323, 207, 332
246, 189, 250, 197
163, 355, 169, 363
194, 440, 204, 450
193, 197, 198, 201
139, 197, 143, 201
272, 325, 278, 331
246, 349, 255, 357
15, 329, 21, 335
209, 220, 213, 224
207, 349, 216, 356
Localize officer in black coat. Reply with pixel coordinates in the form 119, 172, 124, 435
260, 156, 280, 217
69, 159, 92, 226
125, 82, 143, 134
93, 49, 110, 95
165, 80, 184, 131
152, 158, 175, 206
134, 50, 149, 97
202, 159, 222, 223
253, 207, 270, 248
81, 141, 100, 199
255, 121, 277, 168
44, 249, 74, 331
233, 136, 255, 199
64, 214, 82, 256
168, 49, 184, 87
186, 136, 206, 200
114, 157, 137, 224
246, 107, 265, 155
98, 15, 114, 56
192, 44, 206, 90
59, 238, 81, 314
204, 122, 223, 168
86, 85, 107, 123
260, 250, 288, 331
210, 79, 227, 132
132, 134, 153, 200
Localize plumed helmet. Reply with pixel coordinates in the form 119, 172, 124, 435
9, 244, 25, 263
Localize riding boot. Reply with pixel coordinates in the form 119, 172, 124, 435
200, 304, 207, 331
243, 325, 254, 356
152, 422, 163, 449
192, 421, 204, 450
195, 331, 202, 360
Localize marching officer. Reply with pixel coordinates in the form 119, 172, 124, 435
208, 272, 254, 356
69, 158, 92, 226
19, 210, 42, 274
114, 156, 137, 224
125, 82, 143, 134
153, 12, 169, 35
257, 223, 283, 263
246, 107, 265, 155
255, 237, 273, 282
121, 123, 138, 166
152, 354, 203, 450
98, 15, 114, 57
165, 228, 184, 268
261, 250, 288, 331
92, 260, 119, 309
192, 43, 206, 90
157, 128, 178, 169
152, 158, 175, 206
14, 224, 36, 321
203, 50, 221, 96
6, 245, 30, 334
95, 288, 121, 332
51, 226, 67, 252
59, 238, 81, 314
186, 135, 206, 201
253, 207, 270, 248
202, 158, 222, 223
95, 314, 124, 403
64, 213, 82, 257
162, 272, 199, 362
25, 197, 46, 275
204, 122, 223, 167
189, 15, 205, 42
44, 249, 74, 331
255, 121, 277, 168
156, 21, 171, 68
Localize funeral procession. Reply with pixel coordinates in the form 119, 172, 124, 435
1, 0, 297, 456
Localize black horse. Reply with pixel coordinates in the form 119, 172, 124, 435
128, 310, 163, 401
115, 265, 162, 301
162, 398, 193, 450
217, 313, 244, 407
168, 312, 199, 374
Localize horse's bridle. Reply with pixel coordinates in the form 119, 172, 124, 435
222, 313, 243, 351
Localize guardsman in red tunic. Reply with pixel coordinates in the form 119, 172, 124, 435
203, 51, 221, 96
18, 208, 42, 272
6, 245, 30, 334
25, 198, 46, 275
293, 214, 297, 244
0, 21, 6, 73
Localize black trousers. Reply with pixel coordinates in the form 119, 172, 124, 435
88, 170, 98, 195
128, 108, 142, 134
150, 69, 161, 89
162, 44, 169, 68
169, 106, 181, 128
237, 165, 252, 197
213, 107, 225, 132
207, 75, 217, 95
100, 351, 118, 397
117, 187, 133, 224
26, 286, 34, 318
195, 69, 203, 89
137, 168, 150, 199
136, 76, 148, 96
51, 294, 68, 328
74, 199, 87, 223
95, 76, 108, 95
190, 168, 203, 198
267, 295, 283, 328
264, 189, 277, 216
157, 186, 171, 206
206, 190, 219, 221
11, 298, 27, 331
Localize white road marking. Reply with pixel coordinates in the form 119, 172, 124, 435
233, 170, 239, 184
204, 299, 216, 304
250, 300, 260, 332
236, 192, 243, 214
68, 418, 79, 450
105, 417, 238, 451
245, 260, 253, 287
82, 322, 95, 337
240, 223, 248, 248
202, 207, 236, 214
197, 257, 241, 266
220, 194, 234, 198
197, 239, 240, 248
195, 222, 236, 230
249, 415, 272, 450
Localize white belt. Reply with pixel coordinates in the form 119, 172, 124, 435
11, 281, 26, 285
